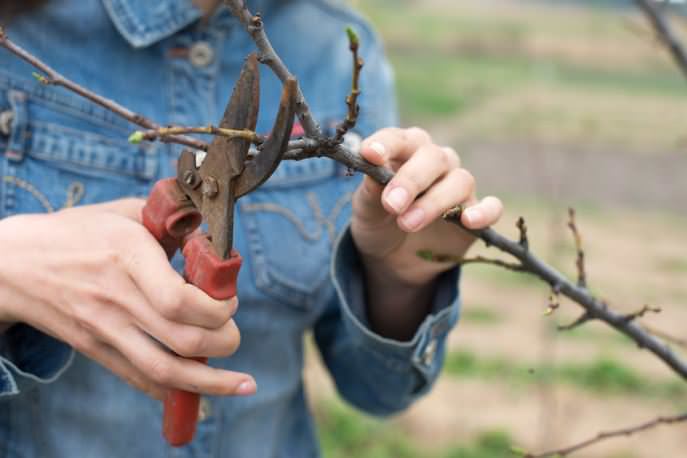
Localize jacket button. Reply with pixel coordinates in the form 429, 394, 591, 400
189, 41, 215, 68
421, 338, 437, 366
0, 110, 14, 136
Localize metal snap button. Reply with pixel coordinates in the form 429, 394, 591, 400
189, 41, 215, 68
0, 110, 14, 136
421, 339, 437, 366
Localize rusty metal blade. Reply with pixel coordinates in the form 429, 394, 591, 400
197, 53, 260, 259
234, 78, 297, 198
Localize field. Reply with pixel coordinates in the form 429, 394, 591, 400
307, 1, 687, 457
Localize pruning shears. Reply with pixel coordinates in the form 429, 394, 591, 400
141, 53, 297, 447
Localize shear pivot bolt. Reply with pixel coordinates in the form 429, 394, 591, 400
202, 177, 219, 198
182, 170, 197, 187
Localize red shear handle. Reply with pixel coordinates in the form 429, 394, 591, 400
142, 179, 242, 447
163, 239, 241, 446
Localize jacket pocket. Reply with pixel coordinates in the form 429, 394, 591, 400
238, 157, 359, 310
0, 83, 158, 217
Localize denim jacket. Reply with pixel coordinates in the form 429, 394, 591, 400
0, 1, 461, 457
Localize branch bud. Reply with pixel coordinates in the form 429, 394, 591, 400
346, 26, 359, 51
128, 131, 145, 144
32, 72, 49, 84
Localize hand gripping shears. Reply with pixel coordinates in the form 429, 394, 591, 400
141, 54, 297, 447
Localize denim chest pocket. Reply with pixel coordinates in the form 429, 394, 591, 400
238, 157, 358, 310
0, 84, 157, 217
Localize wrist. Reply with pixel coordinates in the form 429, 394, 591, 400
361, 255, 437, 341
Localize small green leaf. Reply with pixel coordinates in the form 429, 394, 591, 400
32, 72, 48, 84
345, 26, 359, 48
417, 250, 435, 261
128, 131, 144, 144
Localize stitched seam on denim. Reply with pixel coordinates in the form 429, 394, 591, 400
2, 176, 54, 212
0, 359, 19, 397
242, 192, 352, 244
64, 182, 85, 208
0, 349, 75, 386
0, 71, 131, 132
31, 121, 138, 148
307, 192, 352, 245
242, 202, 322, 241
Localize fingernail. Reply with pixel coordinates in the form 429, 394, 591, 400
400, 207, 425, 231
463, 208, 482, 227
370, 141, 386, 158
236, 380, 256, 396
385, 187, 408, 213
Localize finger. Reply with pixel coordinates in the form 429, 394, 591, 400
77, 336, 166, 400
361, 127, 432, 167
123, 231, 235, 329
441, 146, 462, 169
397, 168, 476, 232
461, 196, 504, 229
382, 144, 451, 215
107, 324, 256, 396
136, 306, 242, 359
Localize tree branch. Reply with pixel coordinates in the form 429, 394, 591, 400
517, 412, 687, 457
129, 126, 262, 145
635, 0, 687, 79
567, 208, 587, 289
0, 27, 208, 152
332, 27, 364, 144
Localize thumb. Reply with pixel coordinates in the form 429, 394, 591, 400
352, 142, 390, 224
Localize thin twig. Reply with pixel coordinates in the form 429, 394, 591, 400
517, 217, 529, 250
557, 312, 593, 331
567, 208, 587, 289
635, 0, 687, 80
517, 412, 687, 457
621, 304, 662, 323
544, 284, 561, 316
129, 126, 263, 145
333, 27, 364, 144
417, 250, 527, 272
0, 27, 208, 152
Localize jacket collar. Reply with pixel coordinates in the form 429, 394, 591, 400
102, 0, 282, 49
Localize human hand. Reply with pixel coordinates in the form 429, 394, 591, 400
0, 199, 254, 400
352, 127, 503, 287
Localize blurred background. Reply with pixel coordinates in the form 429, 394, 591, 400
306, 1, 687, 457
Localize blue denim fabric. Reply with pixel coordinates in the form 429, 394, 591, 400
0, 1, 462, 456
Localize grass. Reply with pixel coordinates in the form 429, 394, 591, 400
444, 350, 687, 399
357, 0, 687, 151
317, 399, 516, 458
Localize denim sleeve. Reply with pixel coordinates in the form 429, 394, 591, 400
0, 324, 74, 397
314, 228, 460, 416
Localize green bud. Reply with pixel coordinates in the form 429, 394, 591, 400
32, 72, 49, 84
128, 131, 144, 144
345, 26, 359, 48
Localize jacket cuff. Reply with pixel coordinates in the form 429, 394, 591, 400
331, 226, 460, 383
0, 324, 74, 397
